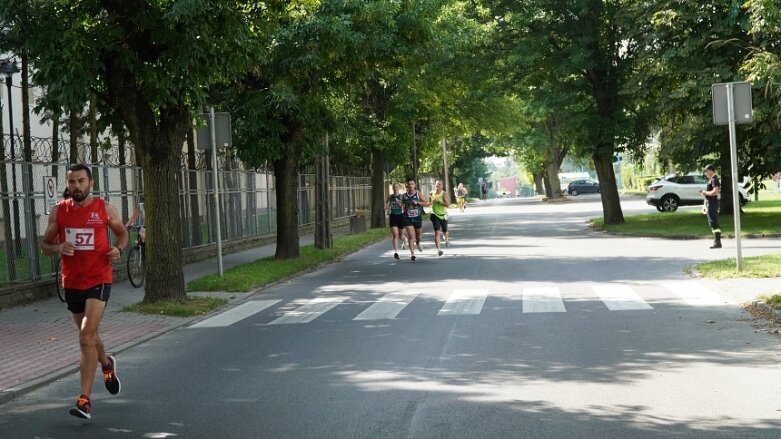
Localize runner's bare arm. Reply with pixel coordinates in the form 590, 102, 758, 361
418, 193, 431, 207
105, 203, 129, 260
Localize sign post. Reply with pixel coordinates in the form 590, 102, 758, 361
197, 109, 232, 277
712, 81, 752, 271
43, 176, 57, 215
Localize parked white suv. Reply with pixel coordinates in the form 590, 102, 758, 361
646, 173, 750, 212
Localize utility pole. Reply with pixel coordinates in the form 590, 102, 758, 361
315, 133, 332, 249
441, 138, 450, 196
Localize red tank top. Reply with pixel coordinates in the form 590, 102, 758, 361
57, 198, 113, 289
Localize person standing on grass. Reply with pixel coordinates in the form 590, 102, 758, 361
402, 177, 430, 261
387, 183, 406, 260
430, 180, 451, 256
701, 164, 722, 249
41, 164, 128, 420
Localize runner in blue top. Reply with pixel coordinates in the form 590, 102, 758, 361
401, 178, 430, 261
387, 182, 405, 260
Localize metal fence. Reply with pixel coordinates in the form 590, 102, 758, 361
0, 158, 371, 287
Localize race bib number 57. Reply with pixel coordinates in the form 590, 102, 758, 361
65, 228, 96, 251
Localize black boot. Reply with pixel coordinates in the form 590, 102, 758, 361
710, 233, 722, 249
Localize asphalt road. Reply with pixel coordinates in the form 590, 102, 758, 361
2, 196, 781, 439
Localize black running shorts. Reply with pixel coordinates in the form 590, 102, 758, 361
404, 216, 423, 229
65, 284, 112, 314
430, 215, 448, 232
389, 214, 406, 229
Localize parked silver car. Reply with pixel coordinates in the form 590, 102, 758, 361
646, 173, 750, 212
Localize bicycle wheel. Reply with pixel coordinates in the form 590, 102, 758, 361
127, 245, 145, 288
54, 257, 65, 302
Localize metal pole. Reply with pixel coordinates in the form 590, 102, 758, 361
265, 168, 272, 234
441, 138, 450, 197
21, 156, 38, 278
6, 74, 21, 257
725, 83, 743, 271
0, 83, 16, 281
412, 121, 418, 182
209, 107, 224, 276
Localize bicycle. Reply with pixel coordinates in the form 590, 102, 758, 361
53, 256, 65, 302
126, 225, 146, 288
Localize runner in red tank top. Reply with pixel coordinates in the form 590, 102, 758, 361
41, 164, 128, 420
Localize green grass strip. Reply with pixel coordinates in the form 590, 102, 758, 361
695, 253, 781, 279
186, 228, 388, 292
595, 199, 781, 238
123, 296, 228, 317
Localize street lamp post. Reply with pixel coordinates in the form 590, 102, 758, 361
0, 59, 21, 257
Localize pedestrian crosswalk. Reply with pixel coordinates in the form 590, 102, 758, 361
189, 282, 735, 328
354, 292, 418, 320
523, 287, 567, 313
593, 285, 654, 311
438, 290, 487, 316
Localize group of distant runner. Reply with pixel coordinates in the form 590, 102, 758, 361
387, 178, 470, 261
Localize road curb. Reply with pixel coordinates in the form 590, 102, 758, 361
752, 301, 781, 320
0, 316, 197, 407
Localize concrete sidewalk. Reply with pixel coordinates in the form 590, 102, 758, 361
0, 229, 352, 405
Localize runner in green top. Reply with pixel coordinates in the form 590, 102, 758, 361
429, 180, 451, 256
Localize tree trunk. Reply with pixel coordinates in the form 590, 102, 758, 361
272, 124, 304, 259
371, 147, 386, 228
544, 160, 563, 198
718, 172, 736, 215
533, 172, 545, 195
593, 151, 624, 225
542, 171, 553, 198
140, 144, 186, 302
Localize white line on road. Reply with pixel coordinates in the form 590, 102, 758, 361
190, 300, 281, 328
438, 290, 487, 315
593, 285, 654, 311
663, 282, 733, 307
268, 297, 347, 325
354, 292, 419, 320
523, 287, 566, 313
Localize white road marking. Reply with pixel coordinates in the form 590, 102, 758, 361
594, 285, 654, 311
663, 282, 733, 307
438, 289, 487, 315
354, 292, 418, 320
268, 297, 347, 325
523, 287, 566, 313
190, 300, 281, 328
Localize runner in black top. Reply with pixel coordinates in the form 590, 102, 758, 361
387, 183, 405, 260
402, 178, 430, 261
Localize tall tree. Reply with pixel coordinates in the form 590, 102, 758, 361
0, 1, 255, 302
635, 1, 773, 213
484, 0, 654, 224
225, 1, 354, 259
